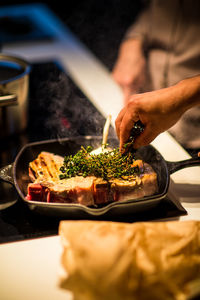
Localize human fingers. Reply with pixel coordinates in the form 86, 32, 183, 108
133, 124, 160, 149
112, 65, 143, 101
115, 106, 127, 139
112, 73, 137, 104
118, 110, 139, 151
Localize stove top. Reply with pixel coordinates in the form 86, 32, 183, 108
0, 61, 187, 244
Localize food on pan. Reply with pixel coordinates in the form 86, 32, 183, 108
26, 146, 158, 206
59, 220, 200, 300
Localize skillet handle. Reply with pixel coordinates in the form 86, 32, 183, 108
166, 154, 200, 175
0, 164, 14, 185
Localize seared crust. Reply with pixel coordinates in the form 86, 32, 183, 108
29, 151, 64, 182
27, 152, 158, 206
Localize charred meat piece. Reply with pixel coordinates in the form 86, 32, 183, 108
29, 151, 64, 182
27, 152, 158, 206
110, 162, 157, 202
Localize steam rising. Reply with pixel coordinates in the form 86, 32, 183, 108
29, 62, 115, 141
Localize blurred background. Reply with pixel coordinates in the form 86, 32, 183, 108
0, 0, 143, 70
0, 0, 194, 243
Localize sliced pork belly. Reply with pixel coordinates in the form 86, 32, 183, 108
111, 162, 158, 202
27, 176, 95, 206
28, 152, 95, 205
47, 176, 95, 206
93, 178, 112, 205
26, 152, 158, 206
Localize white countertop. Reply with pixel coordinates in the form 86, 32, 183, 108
0, 235, 71, 300
0, 4, 200, 300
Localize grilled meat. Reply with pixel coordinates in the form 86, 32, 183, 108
26, 151, 158, 206
28, 151, 63, 182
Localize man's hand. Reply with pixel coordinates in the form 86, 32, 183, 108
115, 85, 187, 151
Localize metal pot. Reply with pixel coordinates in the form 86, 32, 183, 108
0, 54, 31, 137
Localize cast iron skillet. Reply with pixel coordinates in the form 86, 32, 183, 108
0, 136, 200, 217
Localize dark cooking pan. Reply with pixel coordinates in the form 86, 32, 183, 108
0, 136, 200, 217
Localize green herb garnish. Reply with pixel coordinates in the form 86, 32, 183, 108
59, 145, 140, 181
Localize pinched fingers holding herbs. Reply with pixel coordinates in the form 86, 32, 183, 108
115, 94, 159, 151
115, 85, 189, 151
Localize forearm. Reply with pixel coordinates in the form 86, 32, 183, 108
175, 75, 200, 112
117, 39, 144, 59
115, 74, 200, 150
156, 75, 200, 123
